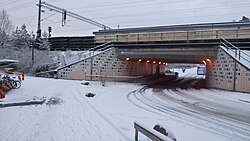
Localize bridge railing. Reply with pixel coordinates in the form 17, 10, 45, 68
95, 28, 250, 43
220, 38, 250, 69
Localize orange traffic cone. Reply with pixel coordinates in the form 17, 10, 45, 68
22, 72, 24, 81
0, 81, 7, 99
18, 73, 21, 81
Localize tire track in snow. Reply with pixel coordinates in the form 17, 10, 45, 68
169, 89, 250, 125
158, 89, 250, 140
127, 86, 250, 141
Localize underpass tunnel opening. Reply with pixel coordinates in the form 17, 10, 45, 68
123, 57, 168, 75
123, 57, 210, 79
122, 57, 209, 89
165, 63, 206, 79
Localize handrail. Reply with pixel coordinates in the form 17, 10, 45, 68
64, 41, 113, 64
36, 42, 114, 76
97, 44, 113, 51
220, 38, 250, 69
89, 41, 113, 51
220, 38, 239, 50
57, 48, 113, 71
35, 47, 114, 77
134, 122, 172, 141
76, 41, 113, 57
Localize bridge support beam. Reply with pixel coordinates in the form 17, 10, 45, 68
116, 47, 218, 64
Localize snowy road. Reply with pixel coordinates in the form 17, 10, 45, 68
1, 69, 250, 141
126, 69, 250, 141
127, 86, 250, 141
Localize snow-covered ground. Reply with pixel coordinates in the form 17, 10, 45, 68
0, 68, 250, 141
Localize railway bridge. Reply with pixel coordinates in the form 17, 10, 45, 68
46, 21, 250, 93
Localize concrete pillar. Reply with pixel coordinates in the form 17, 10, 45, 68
156, 65, 160, 74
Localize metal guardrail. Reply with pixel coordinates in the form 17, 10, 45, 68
220, 38, 250, 67
134, 122, 164, 141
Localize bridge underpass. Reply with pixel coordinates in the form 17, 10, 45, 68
43, 21, 250, 93
113, 42, 250, 93
45, 40, 249, 93
44, 39, 250, 93
92, 21, 250, 93
113, 45, 214, 89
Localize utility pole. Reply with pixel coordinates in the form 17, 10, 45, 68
37, 0, 42, 38
31, 32, 36, 65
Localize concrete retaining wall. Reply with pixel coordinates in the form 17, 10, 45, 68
57, 48, 159, 81
206, 48, 250, 93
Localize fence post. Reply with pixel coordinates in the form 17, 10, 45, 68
238, 50, 241, 60
135, 129, 138, 141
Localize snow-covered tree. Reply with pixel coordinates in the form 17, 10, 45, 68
0, 9, 13, 48
11, 24, 31, 48
36, 31, 51, 50
0, 9, 58, 75
0, 28, 7, 48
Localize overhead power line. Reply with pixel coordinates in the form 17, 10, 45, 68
1, 0, 20, 7
75, 2, 250, 15
12, 1, 250, 25
12, 15, 37, 23
67, 0, 192, 11
39, 3, 249, 25
6, 2, 36, 12
37, 11, 249, 32
39, 2, 111, 30
89, 3, 250, 21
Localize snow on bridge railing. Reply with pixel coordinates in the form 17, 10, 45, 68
134, 122, 176, 141
220, 38, 250, 70
64, 41, 114, 65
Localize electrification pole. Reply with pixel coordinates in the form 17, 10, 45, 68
37, 0, 42, 38
31, 32, 36, 65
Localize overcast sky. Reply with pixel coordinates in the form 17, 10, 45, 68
1, 0, 250, 37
